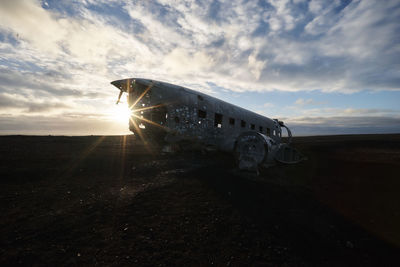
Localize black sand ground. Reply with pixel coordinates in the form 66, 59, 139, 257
1, 134, 399, 266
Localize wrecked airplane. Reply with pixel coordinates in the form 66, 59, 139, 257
111, 78, 303, 171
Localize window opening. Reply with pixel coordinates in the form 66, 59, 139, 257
267, 128, 271, 136
229, 118, 235, 126
151, 105, 167, 125
259, 126, 263, 133
214, 113, 223, 128
251, 124, 255, 130
198, 109, 206, 118
241, 120, 246, 128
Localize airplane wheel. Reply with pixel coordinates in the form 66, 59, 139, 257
234, 132, 268, 171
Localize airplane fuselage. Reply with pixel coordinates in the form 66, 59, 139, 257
111, 78, 282, 151
111, 78, 302, 169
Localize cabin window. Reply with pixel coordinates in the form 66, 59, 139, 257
198, 109, 206, 118
229, 118, 235, 126
267, 128, 271, 136
251, 124, 255, 130
197, 95, 204, 101
241, 120, 246, 128
259, 126, 263, 133
151, 105, 167, 125
214, 113, 223, 128
174, 116, 180, 123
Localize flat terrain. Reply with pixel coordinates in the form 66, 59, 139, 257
1, 134, 400, 266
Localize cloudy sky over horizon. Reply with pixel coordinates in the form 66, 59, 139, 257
0, 0, 399, 136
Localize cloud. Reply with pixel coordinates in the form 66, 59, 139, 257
0, 0, 399, 135
285, 115, 400, 136
263, 102, 275, 108
0, 0, 153, 68
0, 0, 66, 54
308, 0, 326, 14
283, 106, 399, 119
0, 68, 84, 97
304, 1, 343, 35
294, 98, 324, 107
2, 0, 399, 94
163, 48, 215, 76
0, 114, 130, 135
248, 51, 267, 80
0, 92, 70, 113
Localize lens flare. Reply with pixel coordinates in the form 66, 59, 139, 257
110, 104, 132, 124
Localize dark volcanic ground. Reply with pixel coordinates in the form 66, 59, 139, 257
1, 134, 400, 266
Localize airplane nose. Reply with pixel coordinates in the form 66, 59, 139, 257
111, 79, 132, 92
110, 80, 122, 90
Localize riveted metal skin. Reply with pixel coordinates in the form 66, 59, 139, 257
111, 78, 304, 169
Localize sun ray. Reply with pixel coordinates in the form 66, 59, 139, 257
129, 117, 145, 142
118, 135, 127, 179
131, 83, 153, 109
126, 79, 130, 92
131, 114, 170, 131
124, 83, 176, 154
60, 136, 107, 178
129, 116, 155, 154
132, 103, 165, 113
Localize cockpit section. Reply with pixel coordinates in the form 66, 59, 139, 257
111, 79, 168, 142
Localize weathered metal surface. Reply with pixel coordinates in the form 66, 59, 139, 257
275, 144, 304, 164
111, 78, 304, 169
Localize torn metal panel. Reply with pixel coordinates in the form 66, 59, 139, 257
111, 78, 304, 169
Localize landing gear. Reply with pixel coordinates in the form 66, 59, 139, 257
234, 130, 304, 174
234, 132, 271, 174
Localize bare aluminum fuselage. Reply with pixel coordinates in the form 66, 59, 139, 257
111, 78, 283, 152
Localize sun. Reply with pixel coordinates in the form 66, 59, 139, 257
110, 104, 132, 124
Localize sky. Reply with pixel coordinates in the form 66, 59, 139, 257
0, 0, 399, 136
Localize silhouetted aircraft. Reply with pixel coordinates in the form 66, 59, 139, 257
111, 78, 303, 171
